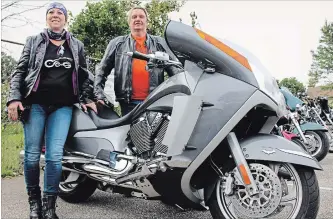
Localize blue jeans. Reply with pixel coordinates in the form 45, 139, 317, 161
23, 104, 73, 194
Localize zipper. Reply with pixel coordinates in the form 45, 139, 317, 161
68, 38, 79, 100
126, 38, 135, 103
26, 39, 48, 97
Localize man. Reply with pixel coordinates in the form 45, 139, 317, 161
94, 6, 180, 116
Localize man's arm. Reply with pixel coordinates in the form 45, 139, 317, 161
94, 38, 119, 100
78, 41, 94, 104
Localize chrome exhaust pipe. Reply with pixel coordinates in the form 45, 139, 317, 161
83, 162, 133, 177
83, 164, 116, 175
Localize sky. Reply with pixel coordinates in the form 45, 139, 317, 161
2, 1, 333, 85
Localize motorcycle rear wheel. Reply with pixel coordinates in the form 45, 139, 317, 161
58, 171, 98, 203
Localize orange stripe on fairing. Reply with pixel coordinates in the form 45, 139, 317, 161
195, 28, 252, 72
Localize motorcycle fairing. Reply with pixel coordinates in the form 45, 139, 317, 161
72, 125, 130, 153
164, 20, 259, 88
181, 90, 290, 203
280, 86, 304, 111
162, 95, 203, 156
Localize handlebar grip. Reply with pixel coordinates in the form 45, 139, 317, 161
132, 51, 151, 61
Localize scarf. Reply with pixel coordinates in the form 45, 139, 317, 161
47, 28, 67, 41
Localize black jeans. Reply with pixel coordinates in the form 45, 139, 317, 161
119, 100, 143, 116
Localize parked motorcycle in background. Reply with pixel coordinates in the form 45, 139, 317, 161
317, 96, 333, 152
298, 93, 333, 153
279, 87, 330, 161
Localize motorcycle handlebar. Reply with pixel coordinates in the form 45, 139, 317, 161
125, 51, 182, 66
125, 51, 152, 61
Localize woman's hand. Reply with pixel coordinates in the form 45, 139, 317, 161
81, 102, 98, 113
7, 101, 24, 121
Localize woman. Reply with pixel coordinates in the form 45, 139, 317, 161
6, 2, 96, 219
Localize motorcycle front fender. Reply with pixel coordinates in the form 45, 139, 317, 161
239, 134, 322, 170
292, 122, 328, 134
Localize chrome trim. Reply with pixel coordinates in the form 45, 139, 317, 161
278, 148, 313, 159
67, 151, 95, 158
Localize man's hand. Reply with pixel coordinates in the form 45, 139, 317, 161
7, 101, 24, 121
81, 102, 98, 113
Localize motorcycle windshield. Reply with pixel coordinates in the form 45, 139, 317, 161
164, 20, 287, 117
280, 86, 304, 111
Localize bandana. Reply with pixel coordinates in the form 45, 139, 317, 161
46, 2, 68, 21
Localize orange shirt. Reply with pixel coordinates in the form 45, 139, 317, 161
131, 35, 149, 100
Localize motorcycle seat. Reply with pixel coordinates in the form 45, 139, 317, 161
87, 105, 138, 129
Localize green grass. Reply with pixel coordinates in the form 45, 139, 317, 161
1, 123, 24, 178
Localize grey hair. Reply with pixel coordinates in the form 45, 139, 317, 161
127, 6, 149, 24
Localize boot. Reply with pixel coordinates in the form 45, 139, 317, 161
28, 188, 42, 219
42, 194, 59, 219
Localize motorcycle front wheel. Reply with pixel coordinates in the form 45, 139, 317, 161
208, 162, 320, 219
304, 130, 330, 161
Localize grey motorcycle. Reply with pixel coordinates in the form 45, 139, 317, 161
20, 20, 321, 219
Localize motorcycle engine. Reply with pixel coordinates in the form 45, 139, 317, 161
129, 111, 170, 158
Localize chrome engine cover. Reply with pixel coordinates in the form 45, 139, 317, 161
129, 111, 169, 155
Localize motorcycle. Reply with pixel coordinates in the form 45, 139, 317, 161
317, 96, 333, 152
280, 87, 330, 161
298, 94, 333, 153
20, 20, 321, 219
272, 123, 307, 151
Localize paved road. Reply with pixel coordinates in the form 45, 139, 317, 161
2, 154, 333, 219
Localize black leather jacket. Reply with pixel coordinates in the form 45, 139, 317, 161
94, 33, 181, 102
7, 30, 92, 106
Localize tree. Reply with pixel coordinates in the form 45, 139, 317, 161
1, 1, 47, 28
1, 52, 17, 84
190, 11, 198, 27
279, 77, 306, 95
1, 52, 17, 124
69, 0, 185, 71
308, 20, 333, 87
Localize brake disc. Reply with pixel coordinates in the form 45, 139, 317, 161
230, 163, 282, 218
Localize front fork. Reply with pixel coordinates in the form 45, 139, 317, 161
312, 107, 328, 127
290, 115, 309, 144
227, 132, 259, 196
311, 108, 333, 139
325, 113, 333, 126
